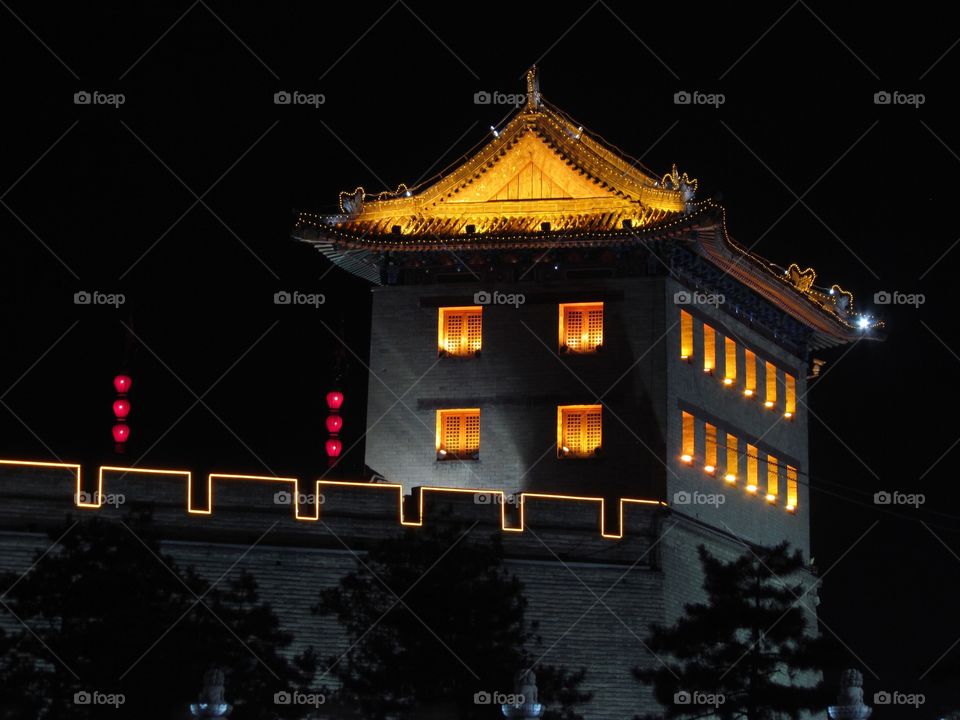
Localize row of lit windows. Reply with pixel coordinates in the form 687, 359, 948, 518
438, 302, 605, 357
436, 405, 603, 460
680, 310, 797, 419
680, 410, 798, 511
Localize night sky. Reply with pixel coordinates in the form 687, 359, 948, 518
2, 1, 958, 714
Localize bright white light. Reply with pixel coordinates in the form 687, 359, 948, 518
857, 316, 870, 330
490, 126, 499, 137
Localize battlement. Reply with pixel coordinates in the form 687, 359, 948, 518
0, 459, 665, 540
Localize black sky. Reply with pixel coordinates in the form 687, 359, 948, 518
1, 2, 958, 715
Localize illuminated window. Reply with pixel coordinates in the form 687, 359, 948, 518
786, 466, 798, 511
680, 310, 693, 360
746, 443, 758, 492
558, 405, 602, 458
724, 434, 738, 483
704, 423, 717, 474
764, 361, 778, 409
559, 302, 603, 353
703, 324, 716, 373
680, 411, 694, 463
724, 337, 737, 386
744, 350, 757, 397
436, 409, 480, 459
784, 373, 796, 418
438, 307, 482, 357
766, 454, 779, 502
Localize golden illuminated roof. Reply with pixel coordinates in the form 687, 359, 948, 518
298, 68, 697, 241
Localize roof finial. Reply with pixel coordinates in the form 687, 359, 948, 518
525, 66, 541, 110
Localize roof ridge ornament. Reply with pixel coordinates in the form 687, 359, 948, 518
525, 66, 541, 110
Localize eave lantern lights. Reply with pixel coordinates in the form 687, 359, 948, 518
325, 390, 344, 466
112, 374, 132, 453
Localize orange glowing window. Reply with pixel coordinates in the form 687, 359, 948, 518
559, 302, 603, 353
438, 307, 482, 357
744, 349, 757, 397
786, 466, 798, 510
746, 443, 758, 491
764, 361, 778, 408
703, 324, 716, 373
704, 423, 717, 473
681, 411, 694, 463
784, 373, 796, 418
558, 405, 602, 458
680, 310, 693, 359
766, 453, 779, 500
725, 434, 738, 482
436, 409, 480, 459
724, 337, 737, 385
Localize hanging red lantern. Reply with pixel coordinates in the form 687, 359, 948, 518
113, 399, 131, 419
325, 415, 343, 434
112, 424, 130, 443
325, 438, 342, 458
326, 391, 344, 410
114, 375, 132, 394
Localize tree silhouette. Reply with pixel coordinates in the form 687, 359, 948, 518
315, 518, 591, 719
0, 513, 314, 720
634, 542, 822, 720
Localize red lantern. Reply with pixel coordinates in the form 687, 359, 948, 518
114, 375, 132, 394
112, 424, 130, 443
113, 399, 131, 419
325, 438, 342, 458
326, 391, 344, 410
325, 415, 343, 434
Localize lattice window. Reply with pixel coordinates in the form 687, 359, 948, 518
436, 409, 480, 459
680, 310, 693, 359
681, 411, 694, 463
725, 433, 738, 483
746, 443, 758, 492
438, 307, 482, 357
558, 405, 602, 458
786, 466, 798, 511
784, 373, 796, 418
766, 453, 779, 501
705, 423, 717, 473
744, 349, 757, 397
764, 361, 778, 409
724, 337, 737, 385
703, 324, 716, 373
560, 302, 603, 353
